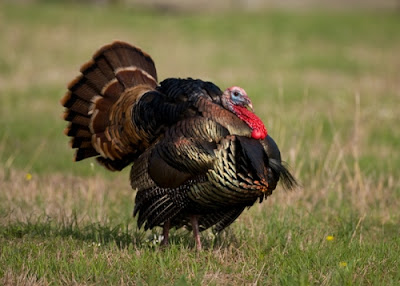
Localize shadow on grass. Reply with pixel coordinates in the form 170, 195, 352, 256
0, 216, 141, 248
0, 213, 241, 250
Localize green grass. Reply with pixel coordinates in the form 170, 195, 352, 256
1, 2, 400, 285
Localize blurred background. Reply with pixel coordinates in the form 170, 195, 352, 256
5, 0, 400, 10
0, 0, 399, 283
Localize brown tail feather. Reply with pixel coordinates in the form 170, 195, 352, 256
69, 138, 92, 149
93, 41, 158, 82
75, 148, 99, 161
62, 92, 90, 115
61, 41, 158, 169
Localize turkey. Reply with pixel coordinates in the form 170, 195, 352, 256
61, 41, 296, 250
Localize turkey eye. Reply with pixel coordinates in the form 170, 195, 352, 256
232, 91, 240, 97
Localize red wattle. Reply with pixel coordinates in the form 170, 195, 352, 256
251, 129, 265, 140
232, 105, 268, 140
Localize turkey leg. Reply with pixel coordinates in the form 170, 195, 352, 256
190, 215, 202, 250
161, 220, 170, 246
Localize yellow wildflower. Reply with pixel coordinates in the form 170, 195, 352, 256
326, 235, 334, 241
25, 173, 32, 181
339, 262, 347, 267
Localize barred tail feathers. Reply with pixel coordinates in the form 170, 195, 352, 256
61, 41, 158, 170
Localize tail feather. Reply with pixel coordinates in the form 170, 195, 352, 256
89, 56, 115, 80
67, 76, 98, 102
70, 138, 91, 149
75, 148, 99, 161
61, 41, 159, 169
62, 92, 90, 115
93, 41, 158, 81
80, 60, 113, 93
63, 124, 89, 137
63, 111, 90, 126
115, 68, 157, 89
269, 159, 298, 190
101, 79, 124, 98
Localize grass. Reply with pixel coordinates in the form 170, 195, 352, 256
1, 2, 400, 285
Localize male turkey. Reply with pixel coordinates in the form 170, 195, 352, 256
61, 41, 296, 250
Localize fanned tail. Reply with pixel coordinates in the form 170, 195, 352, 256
61, 41, 158, 170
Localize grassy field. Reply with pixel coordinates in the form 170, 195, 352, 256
1, 2, 399, 285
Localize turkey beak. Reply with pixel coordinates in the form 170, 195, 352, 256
245, 101, 254, 112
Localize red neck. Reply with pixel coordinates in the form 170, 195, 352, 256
232, 105, 267, 140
